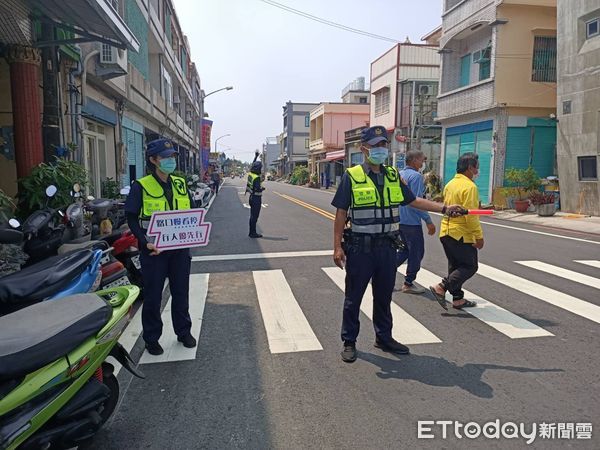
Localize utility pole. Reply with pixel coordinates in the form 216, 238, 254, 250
41, 22, 61, 162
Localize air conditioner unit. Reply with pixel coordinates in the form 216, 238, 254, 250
419, 85, 433, 96
97, 43, 127, 80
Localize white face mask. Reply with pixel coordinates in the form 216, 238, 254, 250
472, 168, 480, 181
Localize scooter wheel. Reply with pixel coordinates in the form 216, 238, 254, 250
75, 374, 119, 449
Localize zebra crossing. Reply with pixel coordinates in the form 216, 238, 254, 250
119, 259, 600, 364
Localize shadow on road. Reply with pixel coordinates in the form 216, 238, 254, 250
259, 236, 289, 241
359, 352, 563, 399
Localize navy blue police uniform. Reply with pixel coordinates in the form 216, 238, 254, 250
332, 127, 416, 351
247, 162, 264, 238
125, 139, 196, 352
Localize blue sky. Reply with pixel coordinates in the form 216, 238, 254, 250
174, 0, 443, 162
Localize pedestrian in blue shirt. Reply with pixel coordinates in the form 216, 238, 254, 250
396, 150, 436, 294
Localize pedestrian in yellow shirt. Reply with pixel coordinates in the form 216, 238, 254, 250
430, 152, 483, 310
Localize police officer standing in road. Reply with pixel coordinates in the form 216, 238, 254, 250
125, 139, 197, 355
332, 126, 463, 363
247, 151, 265, 238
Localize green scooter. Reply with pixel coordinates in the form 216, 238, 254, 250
0, 285, 144, 449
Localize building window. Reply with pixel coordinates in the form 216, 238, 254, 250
474, 45, 491, 81
587, 18, 599, 39
532, 36, 557, 82
460, 54, 471, 87
305, 114, 310, 127
359, 97, 368, 104
283, 116, 287, 129
563, 100, 572, 115
578, 156, 598, 181
374, 87, 390, 116
162, 66, 172, 107
305, 138, 310, 149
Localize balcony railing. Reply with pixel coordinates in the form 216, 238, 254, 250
442, 0, 496, 44
437, 79, 494, 120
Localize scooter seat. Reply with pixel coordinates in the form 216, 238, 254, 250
0, 294, 110, 381
0, 249, 93, 310
58, 240, 101, 255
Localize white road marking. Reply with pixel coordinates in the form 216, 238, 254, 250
575, 260, 600, 269
253, 270, 322, 353
192, 250, 332, 262
429, 212, 600, 246
516, 260, 600, 290
323, 267, 441, 345
140, 274, 209, 364
478, 263, 600, 324
404, 266, 553, 339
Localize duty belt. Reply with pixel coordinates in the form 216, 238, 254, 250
342, 231, 404, 253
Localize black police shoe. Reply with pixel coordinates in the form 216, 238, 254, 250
341, 341, 357, 363
374, 338, 410, 355
249, 233, 263, 238
177, 334, 197, 348
145, 341, 164, 355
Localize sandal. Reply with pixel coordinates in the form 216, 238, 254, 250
452, 299, 477, 310
429, 286, 448, 311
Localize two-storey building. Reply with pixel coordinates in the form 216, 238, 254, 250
438, 0, 557, 204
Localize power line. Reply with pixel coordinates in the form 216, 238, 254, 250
258, 0, 401, 43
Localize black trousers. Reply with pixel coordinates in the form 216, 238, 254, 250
440, 235, 478, 301
139, 248, 192, 343
249, 194, 261, 235
342, 243, 396, 343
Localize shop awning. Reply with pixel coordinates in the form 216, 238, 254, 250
28, 0, 140, 52
325, 150, 346, 162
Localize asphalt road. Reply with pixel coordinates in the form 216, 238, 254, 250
88, 178, 600, 450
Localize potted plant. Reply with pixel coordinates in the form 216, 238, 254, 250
504, 167, 540, 213
529, 191, 556, 216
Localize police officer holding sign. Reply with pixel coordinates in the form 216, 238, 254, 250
125, 139, 197, 355
331, 126, 463, 363
247, 151, 265, 238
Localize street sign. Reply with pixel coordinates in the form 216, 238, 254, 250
396, 153, 406, 170
147, 209, 212, 250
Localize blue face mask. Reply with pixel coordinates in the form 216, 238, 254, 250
159, 157, 177, 174
367, 147, 389, 165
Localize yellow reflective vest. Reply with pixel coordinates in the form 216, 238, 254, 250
247, 172, 262, 196
137, 174, 190, 228
346, 164, 404, 234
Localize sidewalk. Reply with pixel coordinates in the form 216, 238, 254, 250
492, 210, 600, 235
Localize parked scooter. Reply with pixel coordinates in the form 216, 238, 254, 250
18, 185, 72, 265
0, 285, 144, 449
0, 240, 104, 316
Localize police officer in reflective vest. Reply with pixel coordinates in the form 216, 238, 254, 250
331, 126, 463, 363
247, 158, 264, 238
125, 139, 197, 356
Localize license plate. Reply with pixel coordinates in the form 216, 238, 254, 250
132, 255, 141, 270
104, 276, 130, 289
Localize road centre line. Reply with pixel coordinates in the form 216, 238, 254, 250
192, 250, 332, 262
273, 192, 336, 220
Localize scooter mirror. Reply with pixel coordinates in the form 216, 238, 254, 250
46, 185, 58, 197
8, 218, 20, 228
73, 183, 81, 193
120, 186, 130, 195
